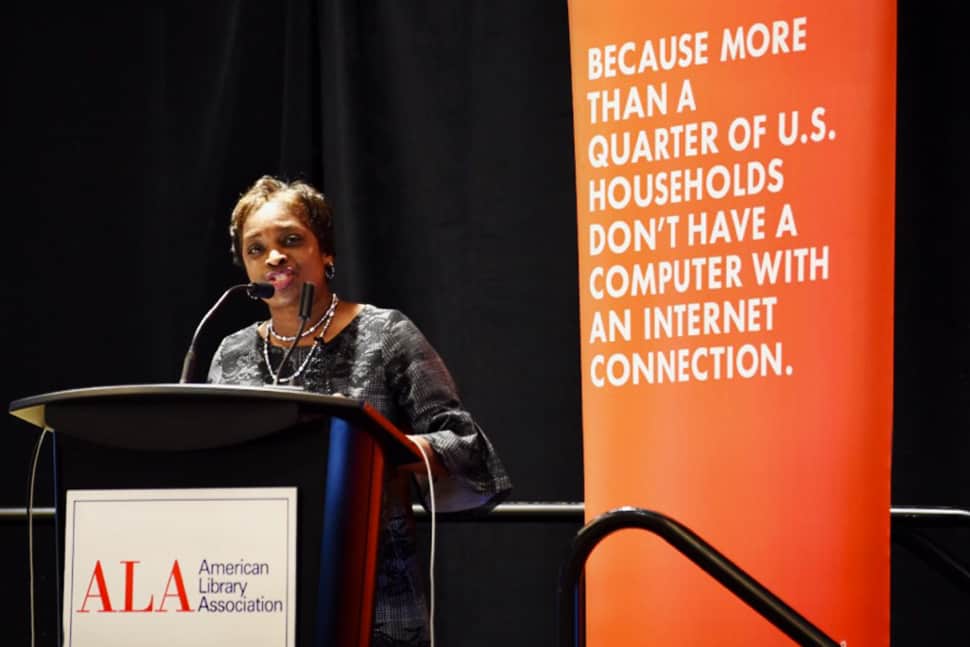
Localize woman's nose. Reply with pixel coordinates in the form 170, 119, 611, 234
266, 248, 287, 266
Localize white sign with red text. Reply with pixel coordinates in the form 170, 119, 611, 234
63, 487, 297, 647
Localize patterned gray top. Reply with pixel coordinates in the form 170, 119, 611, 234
207, 304, 511, 646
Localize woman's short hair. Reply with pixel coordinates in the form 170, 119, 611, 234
229, 175, 335, 266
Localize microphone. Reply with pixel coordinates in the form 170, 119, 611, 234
247, 282, 275, 300
178, 282, 275, 383
272, 282, 315, 385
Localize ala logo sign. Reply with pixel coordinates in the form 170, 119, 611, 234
63, 488, 296, 646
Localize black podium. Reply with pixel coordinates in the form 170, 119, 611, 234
9, 383, 421, 647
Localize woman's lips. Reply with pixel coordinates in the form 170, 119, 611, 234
266, 269, 295, 291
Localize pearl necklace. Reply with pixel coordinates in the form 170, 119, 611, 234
268, 293, 338, 342
263, 294, 339, 384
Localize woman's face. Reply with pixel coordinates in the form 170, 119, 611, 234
239, 198, 332, 310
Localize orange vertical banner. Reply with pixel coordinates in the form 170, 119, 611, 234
567, 1, 895, 645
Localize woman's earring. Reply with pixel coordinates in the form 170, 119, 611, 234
325, 263, 336, 280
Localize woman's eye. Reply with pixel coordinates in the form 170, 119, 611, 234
284, 234, 302, 246
246, 244, 264, 256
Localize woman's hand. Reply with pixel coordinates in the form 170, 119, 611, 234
402, 435, 448, 479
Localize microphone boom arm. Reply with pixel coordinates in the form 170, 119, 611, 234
178, 282, 273, 384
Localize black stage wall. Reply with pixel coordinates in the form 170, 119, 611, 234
2, 2, 966, 645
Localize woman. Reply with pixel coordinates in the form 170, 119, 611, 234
207, 175, 511, 646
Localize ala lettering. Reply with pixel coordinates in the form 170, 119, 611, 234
78, 559, 193, 613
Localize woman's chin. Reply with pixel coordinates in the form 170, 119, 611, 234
265, 294, 300, 311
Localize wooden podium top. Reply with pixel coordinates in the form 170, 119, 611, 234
9, 383, 420, 464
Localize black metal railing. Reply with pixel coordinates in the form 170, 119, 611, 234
555, 506, 839, 647
5, 503, 968, 606
891, 505, 970, 595
7, 501, 970, 647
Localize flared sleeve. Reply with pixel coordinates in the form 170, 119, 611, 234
382, 310, 512, 513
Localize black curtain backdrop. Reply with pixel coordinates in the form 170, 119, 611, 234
2, 1, 966, 645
